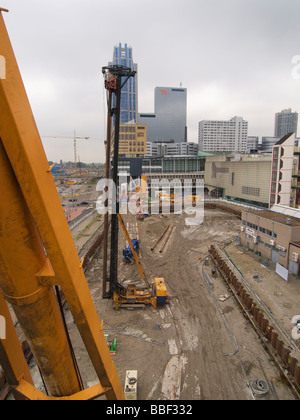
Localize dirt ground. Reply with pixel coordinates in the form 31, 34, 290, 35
64, 208, 298, 400
6, 207, 299, 400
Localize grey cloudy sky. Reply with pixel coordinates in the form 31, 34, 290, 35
2, 0, 300, 163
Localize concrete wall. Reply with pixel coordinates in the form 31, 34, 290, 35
240, 210, 300, 269
205, 154, 272, 205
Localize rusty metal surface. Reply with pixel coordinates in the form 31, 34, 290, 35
0, 292, 33, 400
0, 10, 124, 400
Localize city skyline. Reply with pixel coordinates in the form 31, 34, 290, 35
2, 0, 300, 163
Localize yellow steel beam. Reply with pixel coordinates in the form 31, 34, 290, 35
117, 214, 150, 288
0, 125, 83, 397
0, 292, 34, 400
0, 10, 124, 400
14, 379, 109, 401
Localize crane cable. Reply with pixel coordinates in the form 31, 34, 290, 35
55, 286, 84, 391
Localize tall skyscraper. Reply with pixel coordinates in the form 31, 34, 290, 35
139, 87, 187, 143
274, 108, 298, 138
110, 43, 138, 124
198, 116, 248, 153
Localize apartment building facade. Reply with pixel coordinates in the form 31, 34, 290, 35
147, 141, 198, 156
111, 123, 147, 157
198, 116, 248, 153
240, 209, 300, 274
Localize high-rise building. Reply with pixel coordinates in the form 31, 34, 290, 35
139, 87, 187, 143
198, 116, 248, 153
146, 141, 198, 156
274, 108, 298, 138
110, 43, 138, 124
111, 123, 147, 157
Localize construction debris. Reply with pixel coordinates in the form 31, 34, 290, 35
159, 225, 174, 253
218, 294, 230, 302
124, 370, 138, 400
151, 225, 170, 251
104, 334, 117, 355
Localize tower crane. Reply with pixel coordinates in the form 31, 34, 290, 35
42, 132, 89, 168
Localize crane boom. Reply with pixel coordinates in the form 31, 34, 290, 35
42, 133, 89, 168
0, 10, 123, 400
117, 214, 150, 288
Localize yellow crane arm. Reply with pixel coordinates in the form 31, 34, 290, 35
0, 10, 123, 400
117, 214, 150, 289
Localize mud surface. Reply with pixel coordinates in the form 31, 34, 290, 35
71, 210, 298, 400
7, 208, 299, 400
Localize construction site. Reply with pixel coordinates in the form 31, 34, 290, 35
66, 205, 300, 400
0, 8, 300, 403
6, 200, 299, 401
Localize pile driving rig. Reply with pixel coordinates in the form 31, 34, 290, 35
102, 65, 169, 310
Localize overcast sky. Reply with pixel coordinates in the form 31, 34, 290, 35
2, 0, 300, 163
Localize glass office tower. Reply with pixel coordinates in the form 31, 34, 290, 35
111, 43, 138, 124
274, 108, 298, 138
139, 87, 187, 143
